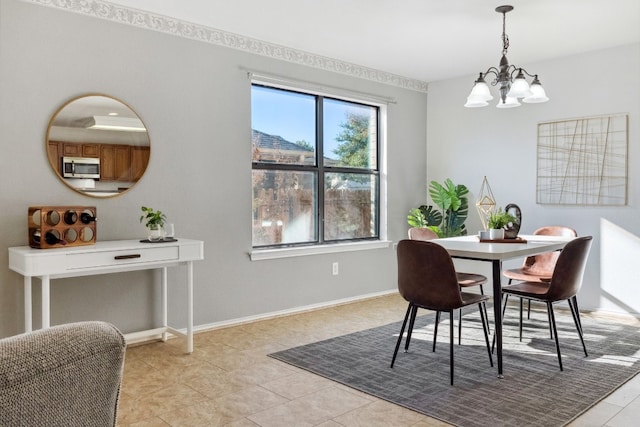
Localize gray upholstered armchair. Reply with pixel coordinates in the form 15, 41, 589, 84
0, 321, 126, 427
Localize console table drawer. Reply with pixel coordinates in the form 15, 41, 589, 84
66, 246, 179, 270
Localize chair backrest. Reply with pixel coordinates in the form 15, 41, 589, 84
546, 236, 593, 301
408, 227, 439, 241
0, 321, 125, 427
397, 239, 462, 311
522, 226, 578, 275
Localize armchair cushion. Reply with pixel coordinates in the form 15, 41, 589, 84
0, 321, 126, 427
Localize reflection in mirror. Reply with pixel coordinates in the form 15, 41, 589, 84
46, 94, 150, 197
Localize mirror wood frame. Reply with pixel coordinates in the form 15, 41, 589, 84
46, 94, 150, 198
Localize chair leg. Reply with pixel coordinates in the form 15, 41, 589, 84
405, 305, 418, 352
519, 297, 524, 341
458, 308, 462, 345
391, 304, 412, 368
479, 285, 490, 334
479, 302, 493, 367
449, 310, 454, 385
433, 311, 441, 352
547, 304, 554, 339
547, 302, 563, 371
527, 299, 531, 319
502, 294, 509, 317
568, 297, 588, 357
491, 293, 506, 354
572, 296, 583, 331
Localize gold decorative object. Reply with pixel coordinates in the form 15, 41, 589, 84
476, 176, 496, 229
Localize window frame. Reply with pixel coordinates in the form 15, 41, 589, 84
250, 78, 389, 259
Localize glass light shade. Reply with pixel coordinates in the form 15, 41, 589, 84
507, 75, 532, 98
523, 82, 549, 103
464, 96, 489, 108
496, 96, 521, 108
469, 81, 494, 101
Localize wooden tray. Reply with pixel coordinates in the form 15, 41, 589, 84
478, 237, 527, 243
140, 238, 178, 243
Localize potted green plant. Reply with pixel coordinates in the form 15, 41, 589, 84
407, 179, 469, 238
486, 208, 519, 240
140, 206, 166, 241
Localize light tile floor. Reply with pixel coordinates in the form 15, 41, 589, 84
117, 294, 640, 426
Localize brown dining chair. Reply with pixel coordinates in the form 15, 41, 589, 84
391, 239, 493, 385
409, 227, 490, 341
502, 226, 578, 339
500, 236, 593, 371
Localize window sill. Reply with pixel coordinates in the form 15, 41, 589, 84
250, 240, 392, 261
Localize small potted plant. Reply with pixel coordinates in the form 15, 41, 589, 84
140, 206, 166, 241
486, 208, 519, 240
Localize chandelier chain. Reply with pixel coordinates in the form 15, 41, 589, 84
501, 10, 510, 55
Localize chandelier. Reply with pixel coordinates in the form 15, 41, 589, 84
464, 5, 549, 108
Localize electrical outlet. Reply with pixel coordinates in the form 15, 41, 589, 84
332, 262, 339, 275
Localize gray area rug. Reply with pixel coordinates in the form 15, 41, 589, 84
269, 305, 640, 426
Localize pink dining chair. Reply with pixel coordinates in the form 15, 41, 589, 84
502, 226, 578, 340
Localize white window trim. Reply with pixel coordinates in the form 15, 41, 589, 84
250, 240, 392, 261
249, 72, 389, 259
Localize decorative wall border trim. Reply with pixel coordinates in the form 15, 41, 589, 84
24, 0, 429, 93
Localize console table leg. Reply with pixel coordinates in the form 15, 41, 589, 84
161, 267, 168, 342
24, 276, 32, 332
42, 275, 50, 329
187, 261, 193, 354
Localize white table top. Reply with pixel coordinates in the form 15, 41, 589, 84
434, 234, 574, 261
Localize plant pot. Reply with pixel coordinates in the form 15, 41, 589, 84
147, 224, 163, 241
489, 228, 504, 240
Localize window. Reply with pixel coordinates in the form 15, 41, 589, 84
252, 84, 380, 248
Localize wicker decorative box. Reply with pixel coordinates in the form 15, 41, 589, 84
28, 206, 97, 249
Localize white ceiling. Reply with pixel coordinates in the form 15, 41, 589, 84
106, 0, 639, 83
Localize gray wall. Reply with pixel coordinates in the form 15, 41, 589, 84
0, 1, 428, 337
427, 43, 640, 315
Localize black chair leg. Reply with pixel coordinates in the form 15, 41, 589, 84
547, 304, 554, 339
433, 311, 441, 352
391, 303, 412, 368
449, 310, 454, 385
492, 291, 509, 354
479, 302, 493, 367
568, 297, 588, 357
527, 299, 531, 319
502, 293, 510, 317
458, 308, 462, 345
479, 285, 490, 334
547, 302, 563, 371
572, 296, 583, 331
519, 297, 524, 341
405, 305, 418, 352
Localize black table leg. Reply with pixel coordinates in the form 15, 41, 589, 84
492, 259, 504, 378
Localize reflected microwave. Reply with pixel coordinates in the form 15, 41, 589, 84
62, 156, 100, 179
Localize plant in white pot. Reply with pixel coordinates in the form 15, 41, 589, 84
140, 206, 166, 241
486, 208, 519, 240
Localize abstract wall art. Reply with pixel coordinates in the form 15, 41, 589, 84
537, 114, 628, 205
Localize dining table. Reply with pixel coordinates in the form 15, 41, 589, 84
434, 234, 575, 378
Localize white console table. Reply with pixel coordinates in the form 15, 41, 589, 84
8, 238, 204, 353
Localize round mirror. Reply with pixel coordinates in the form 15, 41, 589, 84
46, 94, 150, 197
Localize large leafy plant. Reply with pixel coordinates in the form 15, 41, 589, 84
407, 179, 469, 237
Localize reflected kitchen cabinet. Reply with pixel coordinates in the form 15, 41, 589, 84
100, 144, 131, 181
131, 146, 150, 181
